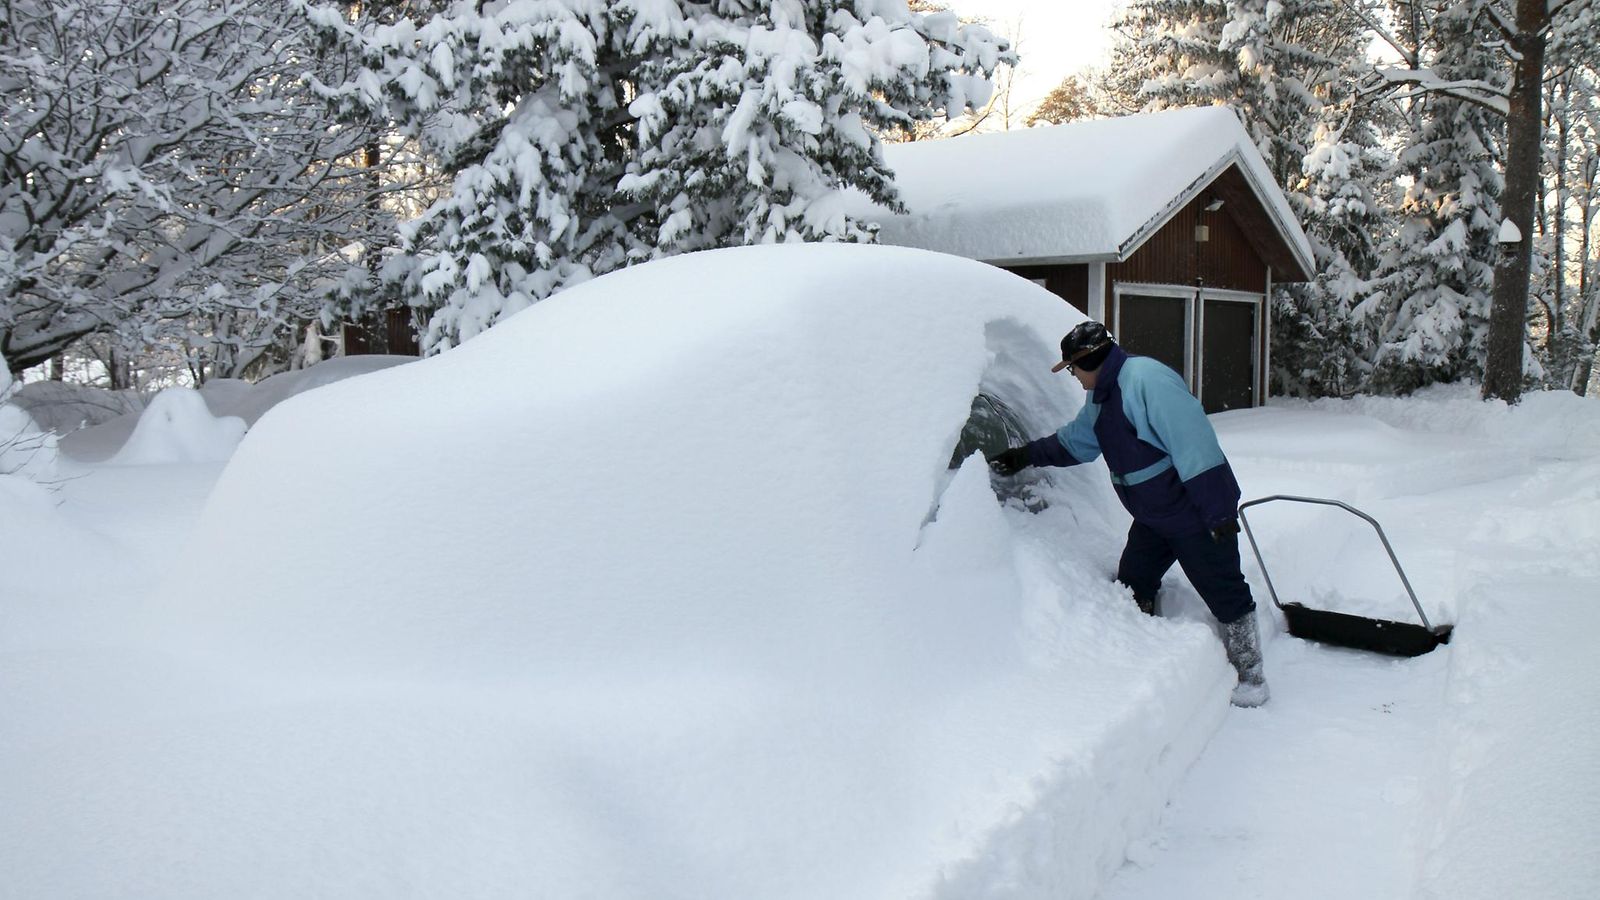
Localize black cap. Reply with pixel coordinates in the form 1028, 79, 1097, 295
1052, 321, 1115, 373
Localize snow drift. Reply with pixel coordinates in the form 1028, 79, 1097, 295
11, 245, 1234, 899
56, 355, 413, 462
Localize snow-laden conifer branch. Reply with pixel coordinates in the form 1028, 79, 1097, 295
1358, 65, 1511, 115
1336, 0, 1420, 67
300, 0, 1016, 354
1481, 1, 1519, 40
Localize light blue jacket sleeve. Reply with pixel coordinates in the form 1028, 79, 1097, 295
1118, 358, 1227, 481
1054, 401, 1103, 463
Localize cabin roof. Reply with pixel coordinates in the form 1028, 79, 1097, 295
859, 106, 1315, 281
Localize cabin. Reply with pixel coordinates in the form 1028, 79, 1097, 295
867, 106, 1315, 413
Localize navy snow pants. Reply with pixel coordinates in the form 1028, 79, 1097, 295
1116, 520, 1255, 624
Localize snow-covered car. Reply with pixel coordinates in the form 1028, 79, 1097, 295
11, 244, 1236, 899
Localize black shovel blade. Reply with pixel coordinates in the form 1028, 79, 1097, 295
1280, 602, 1452, 658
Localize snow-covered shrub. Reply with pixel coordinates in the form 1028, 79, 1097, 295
0, 364, 61, 484
108, 388, 246, 466
9, 381, 145, 436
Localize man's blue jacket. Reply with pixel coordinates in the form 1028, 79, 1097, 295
1024, 346, 1241, 537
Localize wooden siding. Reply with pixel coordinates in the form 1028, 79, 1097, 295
343, 307, 421, 357
1107, 191, 1268, 297
981, 164, 1299, 411
1001, 178, 1271, 326
1102, 181, 1275, 409
1001, 263, 1090, 313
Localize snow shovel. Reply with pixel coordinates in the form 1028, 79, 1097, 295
1237, 495, 1452, 657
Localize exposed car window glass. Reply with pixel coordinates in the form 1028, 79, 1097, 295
948, 392, 1031, 470
947, 390, 1048, 510
924, 320, 1068, 526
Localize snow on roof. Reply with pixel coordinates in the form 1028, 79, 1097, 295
863, 106, 1315, 273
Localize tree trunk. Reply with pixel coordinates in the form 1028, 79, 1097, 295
1552, 79, 1568, 338
1481, 0, 1548, 403
1575, 153, 1599, 395
108, 346, 132, 391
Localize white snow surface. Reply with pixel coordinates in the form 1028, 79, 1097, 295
0, 403, 59, 482
57, 355, 414, 462
3, 245, 1236, 899
861, 107, 1314, 270
1, 248, 1596, 899
105, 387, 247, 465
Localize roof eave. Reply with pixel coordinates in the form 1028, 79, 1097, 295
1227, 152, 1317, 281
1114, 154, 1234, 263
978, 251, 1118, 267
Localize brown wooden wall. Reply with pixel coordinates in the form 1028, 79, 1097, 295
1002, 263, 1090, 314
998, 188, 1272, 317
1108, 193, 1268, 297
343, 307, 421, 357
998, 184, 1276, 409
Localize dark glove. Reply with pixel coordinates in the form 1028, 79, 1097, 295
1210, 519, 1241, 543
987, 446, 1032, 477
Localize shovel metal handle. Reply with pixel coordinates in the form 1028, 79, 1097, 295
1237, 495, 1434, 632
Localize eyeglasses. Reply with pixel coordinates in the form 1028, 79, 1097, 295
1063, 353, 1096, 374
1061, 341, 1111, 375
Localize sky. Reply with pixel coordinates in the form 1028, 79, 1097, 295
953, 0, 1126, 108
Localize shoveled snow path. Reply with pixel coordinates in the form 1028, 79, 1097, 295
1098, 415, 1600, 900
1097, 633, 1449, 898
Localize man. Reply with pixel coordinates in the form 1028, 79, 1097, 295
988, 321, 1269, 707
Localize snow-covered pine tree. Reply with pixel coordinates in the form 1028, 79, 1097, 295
1106, 0, 1378, 397
1274, 98, 1391, 396
1215, 2, 1371, 199
1107, 0, 1354, 161
303, 0, 1012, 353
1103, 1, 1233, 115
1361, 2, 1505, 394
1210, 1, 1381, 397
1359, 0, 1596, 401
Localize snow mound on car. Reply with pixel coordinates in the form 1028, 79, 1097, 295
174, 244, 1089, 676
115, 244, 1233, 900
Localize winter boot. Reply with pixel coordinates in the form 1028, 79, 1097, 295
1221, 610, 1269, 707
1134, 592, 1160, 617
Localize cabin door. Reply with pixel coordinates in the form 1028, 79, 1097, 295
1112, 289, 1191, 384
1198, 291, 1260, 413
1112, 283, 1261, 412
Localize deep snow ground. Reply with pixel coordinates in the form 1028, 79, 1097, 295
1102, 390, 1600, 899
2, 381, 1597, 898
